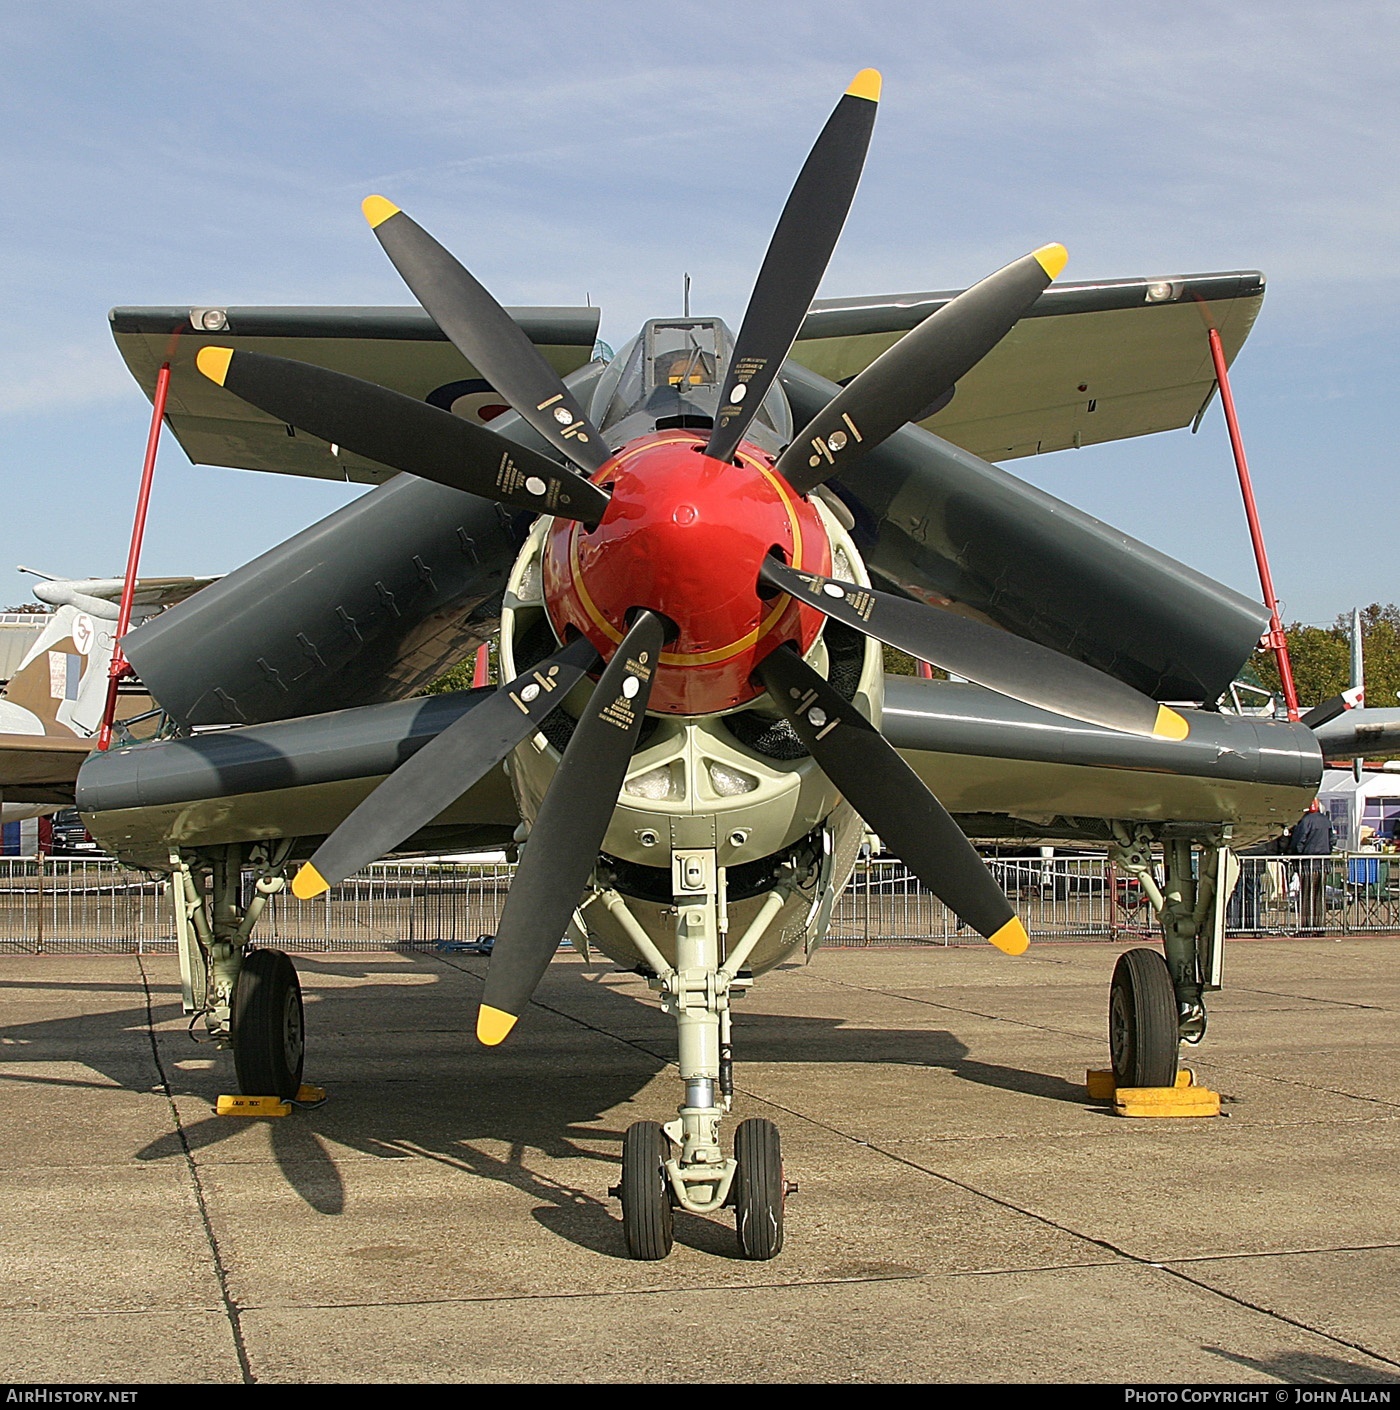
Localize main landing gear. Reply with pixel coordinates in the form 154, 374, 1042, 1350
233, 948, 305, 1100
608, 848, 796, 1260
170, 841, 305, 1098
1109, 947, 1178, 1088
1108, 827, 1231, 1085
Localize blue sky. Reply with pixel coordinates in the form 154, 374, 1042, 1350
2, 1, 1397, 627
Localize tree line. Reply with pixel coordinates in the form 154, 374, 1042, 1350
1252, 603, 1400, 710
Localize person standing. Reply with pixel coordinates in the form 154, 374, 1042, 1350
1288, 801, 1335, 934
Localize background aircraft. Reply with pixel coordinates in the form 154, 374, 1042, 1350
77, 73, 1325, 1260
0, 572, 213, 825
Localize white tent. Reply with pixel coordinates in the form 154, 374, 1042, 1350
1317, 766, 1400, 849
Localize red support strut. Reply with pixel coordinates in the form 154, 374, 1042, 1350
1206, 328, 1300, 721
97, 361, 171, 751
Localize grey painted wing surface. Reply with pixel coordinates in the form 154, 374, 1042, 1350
792, 272, 1265, 460
122, 474, 521, 728
122, 359, 609, 730
109, 304, 601, 484
779, 361, 1269, 705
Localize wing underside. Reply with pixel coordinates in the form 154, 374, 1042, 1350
109, 305, 602, 484
793, 271, 1264, 461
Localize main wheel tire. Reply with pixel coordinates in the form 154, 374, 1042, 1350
734, 1117, 784, 1261
620, 1121, 673, 1261
1109, 947, 1179, 1089
232, 949, 305, 1100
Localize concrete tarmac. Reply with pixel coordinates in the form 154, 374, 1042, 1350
0, 937, 1397, 1385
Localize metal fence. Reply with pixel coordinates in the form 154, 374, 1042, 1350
2, 852, 1396, 954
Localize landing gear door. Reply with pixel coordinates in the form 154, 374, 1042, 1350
1202, 844, 1233, 992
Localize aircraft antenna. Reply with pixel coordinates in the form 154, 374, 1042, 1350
683, 273, 690, 318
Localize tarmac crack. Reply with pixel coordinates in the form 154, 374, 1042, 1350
744, 1089, 1400, 1373
136, 955, 254, 1385
419, 951, 1400, 1368
797, 967, 1101, 1042
1227, 985, 1389, 1011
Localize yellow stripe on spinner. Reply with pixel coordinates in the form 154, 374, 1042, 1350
1153, 705, 1190, 741
846, 68, 882, 102
195, 346, 233, 386
988, 916, 1030, 956
291, 863, 329, 900
362, 194, 401, 228
477, 1005, 518, 1046
1033, 243, 1069, 280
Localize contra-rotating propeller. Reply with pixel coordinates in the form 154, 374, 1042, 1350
246, 67, 1209, 1046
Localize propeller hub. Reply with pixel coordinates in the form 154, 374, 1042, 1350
542, 431, 830, 714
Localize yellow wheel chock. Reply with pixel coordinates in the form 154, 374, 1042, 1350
1085, 1067, 1222, 1117
216, 1083, 327, 1118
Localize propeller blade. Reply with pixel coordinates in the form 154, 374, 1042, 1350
755, 644, 1028, 954
478, 611, 669, 1044
758, 558, 1189, 740
776, 244, 1068, 494
363, 196, 611, 476
290, 636, 601, 899
705, 69, 881, 465
195, 348, 610, 523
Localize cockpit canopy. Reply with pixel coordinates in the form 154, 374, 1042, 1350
589, 317, 793, 455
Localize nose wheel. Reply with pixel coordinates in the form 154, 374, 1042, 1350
733, 1117, 785, 1261
232, 948, 305, 1100
616, 1117, 789, 1261
618, 1121, 675, 1261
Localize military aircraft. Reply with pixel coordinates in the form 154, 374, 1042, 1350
0, 571, 213, 824
78, 71, 1327, 1260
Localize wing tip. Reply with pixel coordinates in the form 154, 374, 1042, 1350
1033, 243, 1069, 280
989, 915, 1030, 956
476, 1004, 518, 1047
194, 346, 233, 386
362, 194, 401, 229
291, 863, 329, 900
846, 68, 882, 103
1153, 705, 1191, 741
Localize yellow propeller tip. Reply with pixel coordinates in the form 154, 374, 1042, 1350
989, 916, 1030, 956
846, 68, 882, 102
476, 1004, 518, 1047
291, 864, 329, 900
1153, 705, 1190, 741
1034, 243, 1069, 280
194, 346, 233, 386
362, 194, 401, 229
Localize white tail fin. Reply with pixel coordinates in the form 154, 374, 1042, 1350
0, 604, 119, 739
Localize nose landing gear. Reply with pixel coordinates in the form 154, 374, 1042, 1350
609, 848, 798, 1261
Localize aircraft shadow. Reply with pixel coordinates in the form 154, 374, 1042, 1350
0, 953, 1088, 1259
1203, 1345, 1399, 1385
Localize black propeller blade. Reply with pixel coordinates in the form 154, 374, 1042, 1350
290, 636, 601, 900
705, 69, 881, 465
363, 196, 612, 476
195, 347, 611, 523
755, 644, 1028, 954
775, 244, 1067, 494
478, 611, 669, 1045
758, 558, 1189, 740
